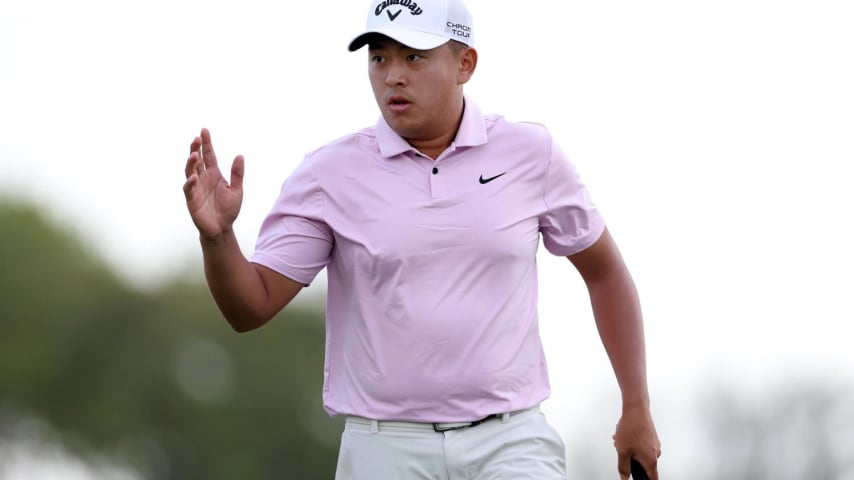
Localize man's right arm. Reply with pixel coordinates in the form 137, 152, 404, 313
184, 128, 303, 332
200, 230, 303, 332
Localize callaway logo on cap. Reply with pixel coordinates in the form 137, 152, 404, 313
348, 0, 474, 51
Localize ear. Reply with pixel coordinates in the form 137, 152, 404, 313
457, 47, 478, 85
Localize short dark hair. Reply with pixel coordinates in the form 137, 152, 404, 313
447, 40, 469, 54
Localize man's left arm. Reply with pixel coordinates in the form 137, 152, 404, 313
568, 226, 661, 480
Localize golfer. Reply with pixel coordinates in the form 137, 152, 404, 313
183, 0, 661, 478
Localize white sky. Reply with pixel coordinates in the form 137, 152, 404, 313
2, 0, 854, 476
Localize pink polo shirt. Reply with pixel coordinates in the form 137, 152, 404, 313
250, 100, 605, 422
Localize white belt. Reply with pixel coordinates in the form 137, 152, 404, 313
345, 406, 540, 433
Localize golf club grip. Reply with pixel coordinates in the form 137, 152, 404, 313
631, 458, 649, 480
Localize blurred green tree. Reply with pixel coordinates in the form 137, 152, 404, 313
0, 199, 341, 479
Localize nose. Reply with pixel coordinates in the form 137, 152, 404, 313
385, 61, 407, 87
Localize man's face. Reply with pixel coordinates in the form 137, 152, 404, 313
368, 38, 470, 143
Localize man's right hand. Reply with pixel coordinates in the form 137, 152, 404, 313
183, 128, 245, 241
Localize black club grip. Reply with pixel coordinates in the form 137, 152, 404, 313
631, 458, 649, 480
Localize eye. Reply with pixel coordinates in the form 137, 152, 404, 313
406, 54, 423, 62
371, 55, 385, 64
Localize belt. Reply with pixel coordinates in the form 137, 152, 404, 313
345, 406, 540, 434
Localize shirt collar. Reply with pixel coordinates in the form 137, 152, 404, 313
375, 97, 488, 159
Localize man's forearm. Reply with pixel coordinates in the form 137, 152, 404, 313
201, 230, 272, 331
588, 268, 649, 408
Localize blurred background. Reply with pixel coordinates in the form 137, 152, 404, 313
2, 0, 853, 478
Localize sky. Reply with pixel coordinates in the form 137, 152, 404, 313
2, 0, 854, 476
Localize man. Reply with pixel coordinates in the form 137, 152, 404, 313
183, 0, 660, 478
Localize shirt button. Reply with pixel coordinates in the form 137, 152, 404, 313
432, 167, 439, 175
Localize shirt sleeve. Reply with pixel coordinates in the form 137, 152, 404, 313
250, 156, 333, 285
539, 137, 606, 257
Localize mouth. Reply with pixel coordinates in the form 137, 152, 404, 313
387, 95, 412, 112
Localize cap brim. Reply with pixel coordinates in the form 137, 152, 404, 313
348, 29, 450, 52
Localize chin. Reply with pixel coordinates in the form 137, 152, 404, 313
383, 116, 420, 139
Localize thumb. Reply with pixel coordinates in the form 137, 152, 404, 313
230, 155, 245, 193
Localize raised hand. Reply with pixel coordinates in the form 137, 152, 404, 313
183, 128, 245, 241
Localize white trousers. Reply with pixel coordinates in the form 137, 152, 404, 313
335, 407, 567, 480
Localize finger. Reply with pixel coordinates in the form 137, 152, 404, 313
638, 450, 659, 480
200, 128, 218, 169
229, 155, 245, 193
185, 151, 204, 179
188, 134, 204, 178
183, 174, 197, 199
185, 151, 200, 179
190, 135, 201, 154
644, 458, 659, 480
617, 452, 631, 480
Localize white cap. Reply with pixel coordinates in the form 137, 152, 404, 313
348, 0, 474, 51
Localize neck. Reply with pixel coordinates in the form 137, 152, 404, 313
408, 97, 465, 160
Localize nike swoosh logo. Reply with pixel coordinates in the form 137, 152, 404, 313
479, 172, 507, 184
387, 9, 402, 21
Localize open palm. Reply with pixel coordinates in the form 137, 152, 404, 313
183, 128, 245, 240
